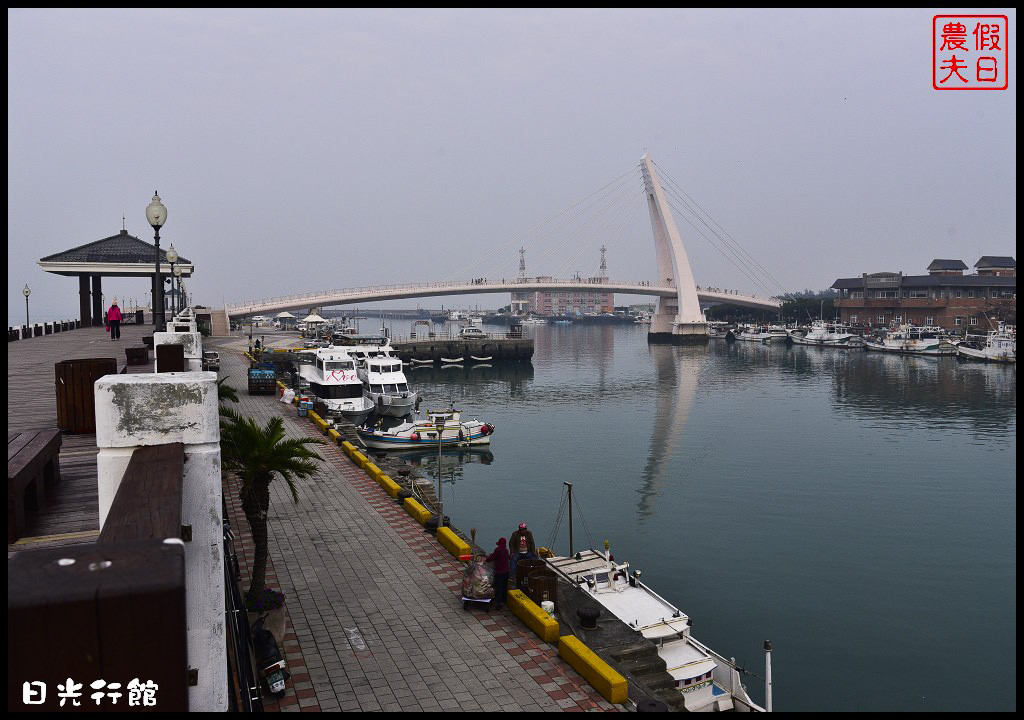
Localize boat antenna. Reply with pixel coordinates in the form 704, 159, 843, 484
564, 481, 574, 556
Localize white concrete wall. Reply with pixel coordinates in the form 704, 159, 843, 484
94, 371, 228, 712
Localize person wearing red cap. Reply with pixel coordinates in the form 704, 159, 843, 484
508, 522, 537, 582
486, 537, 510, 608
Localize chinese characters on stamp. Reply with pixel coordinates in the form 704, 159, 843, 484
22, 678, 158, 708
934, 15, 1009, 90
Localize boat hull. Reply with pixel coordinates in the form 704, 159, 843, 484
367, 391, 419, 417
956, 345, 1016, 363
864, 340, 957, 356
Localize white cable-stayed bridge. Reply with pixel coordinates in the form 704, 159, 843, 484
225, 153, 785, 342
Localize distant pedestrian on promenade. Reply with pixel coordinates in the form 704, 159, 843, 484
508, 522, 537, 580
106, 299, 122, 341
486, 537, 510, 608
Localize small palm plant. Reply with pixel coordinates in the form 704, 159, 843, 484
217, 376, 239, 405
220, 407, 323, 606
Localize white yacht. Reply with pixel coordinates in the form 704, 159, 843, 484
788, 321, 866, 348
956, 322, 1016, 363
547, 547, 765, 712
358, 355, 419, 418
343, 335, 398, 366
296, 347, 375, 425
864, 324, 957, 356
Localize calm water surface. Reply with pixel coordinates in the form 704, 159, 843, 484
388, 323, 1016, 712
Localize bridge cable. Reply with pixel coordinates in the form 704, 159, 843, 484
665, 196, 777, 297
525, 174, 643, 278
441, 164, 642, 283
654, 161, 790, 296
483, 166, 642, 279
552, 186, 645, 281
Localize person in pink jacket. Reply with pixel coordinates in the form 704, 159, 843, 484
107, 299, 123, 341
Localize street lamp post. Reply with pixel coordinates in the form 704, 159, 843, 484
23, 284, 31, 332
166, 243, 178, 317
173, 265, 183, 315
436, 416, 445, 527
145, 192, 168, 329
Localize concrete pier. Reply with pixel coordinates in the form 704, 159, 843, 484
392, 336, 533, 362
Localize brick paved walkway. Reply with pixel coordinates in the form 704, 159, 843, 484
216, 338, 619, 712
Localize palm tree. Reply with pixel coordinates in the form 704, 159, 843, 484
220, 407, 323, 606
217, 376, 239, 405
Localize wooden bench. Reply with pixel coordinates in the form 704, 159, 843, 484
125, 345, 150, 365
142, 334, 154, 349
8, 429, 62, 543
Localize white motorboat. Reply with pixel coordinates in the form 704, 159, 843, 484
296, 346, 375, 425
546, 546, 766, 712
864, 324, 957, 355
519, 317, 548, 325
788, 321, 866, 348
358, 355, 420, 417
356, 407, 495, 450
956, 323, 1016, 363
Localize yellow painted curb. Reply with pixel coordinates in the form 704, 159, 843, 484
328, 428, 342, 443
403, 497, 432, 525
437, 526, 471, 560
558, 635, 628, 704
508, 590, 560, 643
341, 441, 357, 458
377, 474, 401, 498
364, 462, 381, 481
350, 451, 368, 469
308, 411, 328, 433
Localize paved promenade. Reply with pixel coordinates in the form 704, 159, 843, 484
214, 337, 618, 712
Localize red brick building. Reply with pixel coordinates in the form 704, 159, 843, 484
832, 256, 1016, 332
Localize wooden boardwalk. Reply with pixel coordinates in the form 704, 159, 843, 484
7, 323, 155, 552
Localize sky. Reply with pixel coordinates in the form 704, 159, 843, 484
7, 8, 1017, 323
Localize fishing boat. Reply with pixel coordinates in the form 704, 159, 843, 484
788, 321, 866, 348
956, 322, 1016, 363
734, 324, 788, 343
706, 321, 730, 339
296, 346, 375, 425
864, 324, 957, 355
358, 355, 420, 417
546, 545, 767, 712
356, 407, 495, 450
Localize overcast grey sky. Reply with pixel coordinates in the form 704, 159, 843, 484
7, 8, 1017, 322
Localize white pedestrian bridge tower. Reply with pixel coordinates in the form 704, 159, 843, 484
640, 153, 708, 343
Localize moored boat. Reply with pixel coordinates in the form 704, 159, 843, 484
788, 320, 865, 348
864, 324, 957, 355
356, 407, 495, 450
956, 322, 1016, 363
734, 324, 788, 343
359, 355, 420, 417
296, 346, 375, 425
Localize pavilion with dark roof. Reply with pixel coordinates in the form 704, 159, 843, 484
38, 229, 194, 326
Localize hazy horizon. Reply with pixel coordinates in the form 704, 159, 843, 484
8, 8, 1016, 324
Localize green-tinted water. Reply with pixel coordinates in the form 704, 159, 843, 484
389, 323, 1016, 711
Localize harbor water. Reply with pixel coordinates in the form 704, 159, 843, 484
392, 322, 1016, 712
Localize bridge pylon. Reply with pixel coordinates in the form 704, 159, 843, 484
640, 153, 708, 343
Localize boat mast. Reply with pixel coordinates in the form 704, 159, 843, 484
764, 640, 773, 712
563, 481, 573, 556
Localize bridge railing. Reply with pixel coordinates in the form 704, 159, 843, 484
227, 279, 781, 313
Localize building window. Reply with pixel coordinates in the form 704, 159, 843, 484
894, 316, 902, 324
850, 314, 858, 323
955, 290, 962, 298
878, 315, 885, 325
970, 317, 978, 325
954, 316, 963, 325
851, 291, 864, 298
909, 290, 928, 298
967, 290, 974, 298
925, 316, 934, 325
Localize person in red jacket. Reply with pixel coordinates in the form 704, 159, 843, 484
107, 299, 123, 341
486, 537, 510, 609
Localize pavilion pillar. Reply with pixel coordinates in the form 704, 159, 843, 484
78, 274, 92, 327
91, 275, 103, 326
